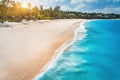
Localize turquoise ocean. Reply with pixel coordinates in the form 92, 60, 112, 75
36, 20, 120, 80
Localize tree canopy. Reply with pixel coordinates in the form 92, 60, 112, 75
0, 0, 120, 22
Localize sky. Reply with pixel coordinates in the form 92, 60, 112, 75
14, 0, 120, 14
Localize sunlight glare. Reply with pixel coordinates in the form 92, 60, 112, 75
22, 3, 28, 8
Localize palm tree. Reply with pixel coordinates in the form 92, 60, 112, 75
0, 0, 12, 22
32, 6, 39, 20
54, 6, 61, 18
27, 2, 32, 20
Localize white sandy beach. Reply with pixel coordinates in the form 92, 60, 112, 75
0, 19, 87, 80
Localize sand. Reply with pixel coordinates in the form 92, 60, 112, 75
0, 19, 87, 80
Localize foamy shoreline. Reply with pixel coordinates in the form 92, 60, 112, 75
34, 20, 89, 80
0, 19, 88, 80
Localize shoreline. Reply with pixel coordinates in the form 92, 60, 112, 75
0, 19, 88, 80
34, 20, 88, 80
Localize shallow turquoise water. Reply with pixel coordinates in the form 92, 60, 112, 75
37, 20, 120, 80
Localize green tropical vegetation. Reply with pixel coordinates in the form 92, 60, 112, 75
0, 0, 120, 23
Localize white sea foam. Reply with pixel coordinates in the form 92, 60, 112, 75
33, 20, 89, 80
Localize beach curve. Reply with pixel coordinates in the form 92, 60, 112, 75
0, 19, 87, 80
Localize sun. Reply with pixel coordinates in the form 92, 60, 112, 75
22, 3, 28, 8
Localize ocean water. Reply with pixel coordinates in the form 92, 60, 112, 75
36, 20, 120, 80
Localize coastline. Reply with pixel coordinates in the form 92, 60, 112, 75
0, 19, 88, 80
34, 20, 88, 80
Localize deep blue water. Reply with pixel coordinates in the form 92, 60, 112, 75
37, 20, 120, 80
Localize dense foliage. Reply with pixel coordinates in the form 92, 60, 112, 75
0, 0, 120, 22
